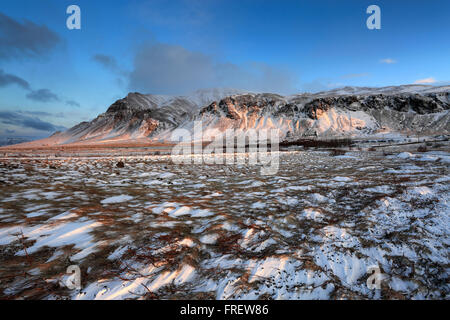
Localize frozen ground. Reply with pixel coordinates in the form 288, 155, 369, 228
0, 148, 448, 300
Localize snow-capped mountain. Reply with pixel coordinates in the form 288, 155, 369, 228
16, 85, 450, 146
51, 88, 247, 144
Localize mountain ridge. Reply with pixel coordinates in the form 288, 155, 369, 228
4, 85, 450, 148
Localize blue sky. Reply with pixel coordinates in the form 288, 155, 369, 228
0, 0, 449, 138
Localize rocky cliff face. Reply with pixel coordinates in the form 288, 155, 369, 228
51, 85, 450, 144
192, 87, 449, 139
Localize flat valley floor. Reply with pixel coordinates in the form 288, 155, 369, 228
0, 145, 449, 299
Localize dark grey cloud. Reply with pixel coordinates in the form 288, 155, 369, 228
128, 43, 297, 95
0, 69, 31, 90
0, 69, 77, 106
93, 54, 119, 71
0, 68, 78, 106
26, 89, 59, 102
0, 111, 66, 132
66, 100, 81, 107
0, 12, 61, 60
92, 54, 129, 86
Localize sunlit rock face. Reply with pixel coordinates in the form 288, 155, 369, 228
194, 87, 449, 139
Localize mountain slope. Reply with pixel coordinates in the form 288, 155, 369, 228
44, 88, 246, 145
6, 85, 450, 148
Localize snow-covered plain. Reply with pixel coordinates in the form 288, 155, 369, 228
0, 149, 448, 299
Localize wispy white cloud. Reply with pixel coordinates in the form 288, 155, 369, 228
380, 58, 396, 64
414, 77, 437, 84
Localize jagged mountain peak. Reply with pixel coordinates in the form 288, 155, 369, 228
111, 88, 249, 113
